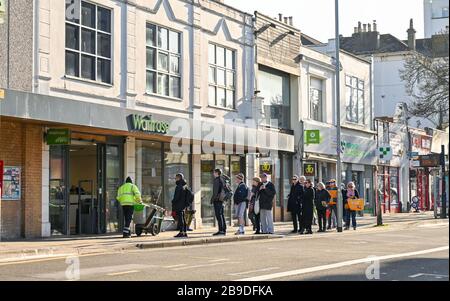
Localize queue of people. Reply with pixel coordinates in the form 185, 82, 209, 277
116, 168, 362, 239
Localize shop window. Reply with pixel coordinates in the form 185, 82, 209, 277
258, 66, 291, 129
135, 141, 163, 207
345, 75, 365, 124
65, 0, 112, 84
208, 44, 235, 109
146, 23, 181, 98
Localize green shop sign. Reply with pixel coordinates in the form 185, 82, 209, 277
129, 114, 169, 135
305, 130, 320, 144
46, 128, 70, 145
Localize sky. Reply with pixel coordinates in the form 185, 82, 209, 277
225, 0, 425, 42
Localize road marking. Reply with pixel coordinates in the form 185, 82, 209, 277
409, 273, 449, 278
208, 259, 229, 262
171, 261, 238, 271
228, 267, 280, 276
164, 264, 187, 268
106, 270, 140, 276
418, 223, 449, 228
235, 246, 449, 281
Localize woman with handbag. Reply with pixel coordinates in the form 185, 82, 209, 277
342, 181, 360, 230
248, 177, 262, 234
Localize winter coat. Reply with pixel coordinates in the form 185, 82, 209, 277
234, 182, 248, 205
172, 179, 187, 212
315, 189, 331, 211
287, 182, 303, 213
258, 181, 276, 210
210, 176, 224, 203
301, 186, 315, 221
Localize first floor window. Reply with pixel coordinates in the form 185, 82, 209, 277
345, 75, 365, 124
146, 23, 181, 98
310, 77, 323, 122
208, 44, 235, 109
65, 0, 112, 84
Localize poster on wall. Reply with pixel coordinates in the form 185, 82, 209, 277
2, 166, 21, 200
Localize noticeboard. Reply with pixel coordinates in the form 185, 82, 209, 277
419, 154, 441, 167
2, 166, 21, 200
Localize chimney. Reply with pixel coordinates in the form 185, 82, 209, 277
288, 16, 293, 26
373, 20, 377, 32
407, 18, 416, 50
358, 21, 362, 33
354, 27, 358, 34
278, 13, 282, 22
363, 23, 367, 32
368, 23, 372, 32
284, 17, 288, 24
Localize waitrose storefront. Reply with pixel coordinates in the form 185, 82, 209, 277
0, 90, 294, 238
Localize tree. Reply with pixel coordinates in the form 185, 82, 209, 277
400, 31, 449, 130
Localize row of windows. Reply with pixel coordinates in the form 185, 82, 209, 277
64, 0, 236, 108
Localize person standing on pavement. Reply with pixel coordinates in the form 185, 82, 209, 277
287, 175, 302, 233
342, 181, 360, 230
234, 173, 249, 235
326, 179, 338, 230
248, 177, 262, 234
315, 182, 331, 232
172, 173, 189, 238
300, 179, 315, 235
298, 176, 306, 233
211, 168, 227, 236
259, 173, 276, 234
116, 177, 142, 238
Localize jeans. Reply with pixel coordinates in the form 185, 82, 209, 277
317, 209, 327, 231
291, 211, 301, 232
176, 210, 187, 233
122, 205, 134, 235
214, 201, 227, 233
234, 202, 247, 232
260, 209, 274, 234
327, 206, 337, 228
345, 209, 357, 228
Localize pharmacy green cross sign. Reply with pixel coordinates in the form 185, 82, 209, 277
377, 145, 393, 161
305, 130, 320, 144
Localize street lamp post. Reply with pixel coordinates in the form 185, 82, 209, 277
335, 0, 343, 232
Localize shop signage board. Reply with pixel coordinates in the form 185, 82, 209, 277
419, 154, 441, 167
128, 114, 169, 135
46, 128, 70, 145
377, 145, 393, 161
305, 130, 320, 144
259, 161, 273, 174
303, 163, 316, 177
1, 166, 21, 200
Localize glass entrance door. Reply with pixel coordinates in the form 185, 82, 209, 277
49, 145, 69, 235
105, 144, 122, 232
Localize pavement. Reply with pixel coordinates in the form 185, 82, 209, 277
0, 211, 447, 281
0, 211, 443, 265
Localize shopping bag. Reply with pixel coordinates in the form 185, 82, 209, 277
348, 198, 364, 211
254, 197, 260, 215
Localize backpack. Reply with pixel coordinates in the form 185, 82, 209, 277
219, 176, 233, 202
184, 186, 194, 208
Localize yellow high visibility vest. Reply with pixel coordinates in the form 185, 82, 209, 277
117, 183, 142, 206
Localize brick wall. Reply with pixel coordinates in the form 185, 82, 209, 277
0, 120, 43, 239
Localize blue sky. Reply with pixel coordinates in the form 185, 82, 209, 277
226, 0, 425, 42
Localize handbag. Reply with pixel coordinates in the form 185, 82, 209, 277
348, 198, 365, 211
254, 196, 260, 215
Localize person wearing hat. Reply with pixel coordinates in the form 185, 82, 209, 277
258, 173, 276, 234
116, 177, 142, 238
233, 173, 249, 235
326, 179, 338, 230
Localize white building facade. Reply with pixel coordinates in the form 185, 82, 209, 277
424, 0, 449, 38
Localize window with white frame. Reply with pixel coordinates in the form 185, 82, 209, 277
345, 75, 365, 124
310, 77, 323, 122
146, 23, 181, 98
65, 0, 112, 84
208, 44, 235, 109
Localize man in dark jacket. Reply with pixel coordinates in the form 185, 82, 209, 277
287, 175, 302, 233
300, 179, 315, 235
210, 168, 227, 235
172, 173, 188, 238
233, 173, 248, 235
315, 182, 331, 232
259, 173, 276, 234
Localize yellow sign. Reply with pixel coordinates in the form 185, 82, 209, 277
303, 163, 316, 176
259, 161, 272, 174
0, 88, 4, 99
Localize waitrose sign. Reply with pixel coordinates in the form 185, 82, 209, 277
129, 114, 169, 135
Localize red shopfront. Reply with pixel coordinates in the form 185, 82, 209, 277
410, 168, 430, 211
376, 166, 401, 213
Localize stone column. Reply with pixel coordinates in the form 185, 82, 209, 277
41, 137, 51, 237
191, 154, 202, 229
